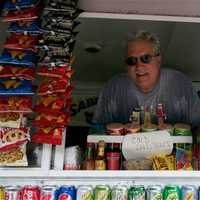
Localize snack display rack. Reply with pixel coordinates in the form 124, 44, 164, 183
1, 10, 200, 191
0, 130, 200, 186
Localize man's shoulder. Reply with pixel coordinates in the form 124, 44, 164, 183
107, 73, 131, 85
161, 68, 190, 82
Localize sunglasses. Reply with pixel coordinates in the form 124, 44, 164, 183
125, 54, 159, 66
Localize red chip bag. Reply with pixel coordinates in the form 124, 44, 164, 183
32, 127, 64, 145
0, 96, 32, 113
37, 78, 70, 96
0, 65, 35, 80
32, 111, 70, 127
2, 5, 41, 22
63, 85, 74, 98
3, 33, 38, 52
34, 94, 66, 114
0, 127, 30, 151
37, 64, 73, 78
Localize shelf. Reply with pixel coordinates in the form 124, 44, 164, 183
87, 134, 193, 143
0, 168, 48, 178
79, 12, 200, 23
1, 170, 200, 179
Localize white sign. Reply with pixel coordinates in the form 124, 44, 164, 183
122, 130, 173, 160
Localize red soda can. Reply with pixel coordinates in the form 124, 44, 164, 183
20, 185, 41, 200
5, 185, 21, 200
40, 185, 57, 200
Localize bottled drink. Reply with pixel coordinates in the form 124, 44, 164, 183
106, 143, 121, 170
95, 140, 106, 170
82, 143, 95, 170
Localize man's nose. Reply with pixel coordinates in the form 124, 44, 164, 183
135, 58, 143, 68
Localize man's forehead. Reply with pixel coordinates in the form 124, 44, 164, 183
127, 41, 154, 54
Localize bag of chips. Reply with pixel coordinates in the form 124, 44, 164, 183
0, 49, 38, 67
32, 127, 64, 145
2, 5, 41, 22
38, 44, 75, 58
32, 111, 70, 127
38, 32, 76, 47
0, 96, 32, 113
46, 0, 78, 8
37, 78, 70, 96
0, 127, 30, 151
37, 64, 72, 78
8, 20, 41, 34
0, 79, 33, 96
40, 16, 80, 32
34, 94, 66, 114
0, 143, 28, 166
0, 113, 24, 128
43, 6, 82, 19
0, 65, 35, 80
4, 33, 38, 52
3, 0, 40, 10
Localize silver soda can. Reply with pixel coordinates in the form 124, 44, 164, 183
146, 185, 163, 200
111, 185, 128, 200
77, 185, 93, 200
182, 185, 198, 200
40, 185, 57, 200
5, 186, 21, 200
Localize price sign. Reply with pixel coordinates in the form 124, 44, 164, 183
122, 130, 173, 160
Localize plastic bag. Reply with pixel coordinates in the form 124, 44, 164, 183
0, 65, 35, 80
0, 79, 33, 96
0, 49, 38, 67
0, 127, 30, 151
0, 96, 32, 113
32, 127, 64, 145
4, 33, 38, 52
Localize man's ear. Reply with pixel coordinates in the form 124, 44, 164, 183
156, 55, 162, 65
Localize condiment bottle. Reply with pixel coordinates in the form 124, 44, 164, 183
82, 143, 95, 170
95, 140, 106, 170
106, 143, 121, 170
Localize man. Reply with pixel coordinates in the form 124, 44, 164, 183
93, 30, 200, 130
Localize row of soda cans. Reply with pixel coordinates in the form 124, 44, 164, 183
0, 184, 199, 200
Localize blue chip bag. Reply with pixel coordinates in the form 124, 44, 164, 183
8, 20, 41, 34
0, 79, 33, 96
0, 49, 38, 67
3, 0, 40, 11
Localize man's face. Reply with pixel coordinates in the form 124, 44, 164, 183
127, 40, 161, 93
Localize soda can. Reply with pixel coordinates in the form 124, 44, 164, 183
40, 185, 57, 200
182, 185, 198, 200
20, 185, 41, 200
146, 185, 163, 200
111, 185, 128, 200
54, 185, 76, 200
0, 186, 5, 200
5, 185, 21, 200
94, 185, 111, 200
163, 185, 181, 200
128, 185, 146, 200
77, 185, 93, 200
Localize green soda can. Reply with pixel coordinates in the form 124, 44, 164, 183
163, 185, 181, 200
128, 185, 146, 200
94, 185, 111, 200
111, 185, 128, 200
146, 185, 163, 200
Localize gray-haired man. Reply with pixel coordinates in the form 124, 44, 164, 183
93, 30, 200, 131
